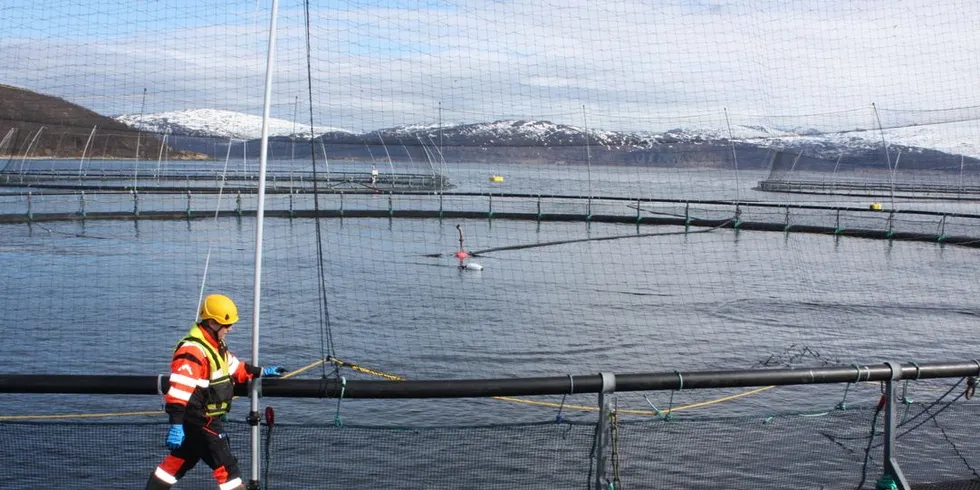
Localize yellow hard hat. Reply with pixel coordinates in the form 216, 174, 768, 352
200, 294, 239, 325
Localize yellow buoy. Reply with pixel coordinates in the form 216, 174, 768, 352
870, 202, 882, 211
489, 175, 504, 183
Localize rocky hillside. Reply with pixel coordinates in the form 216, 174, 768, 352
0, 85, 202, 160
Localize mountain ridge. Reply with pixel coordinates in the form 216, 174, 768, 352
114, 110, 980, 172
3, 85, 978, 172
115, 109, 980, 162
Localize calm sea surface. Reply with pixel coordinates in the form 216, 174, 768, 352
2, 161, 980, 488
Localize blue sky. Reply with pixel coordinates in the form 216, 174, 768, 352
2, 0, 980, 135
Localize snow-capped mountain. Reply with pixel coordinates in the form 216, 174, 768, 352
115, 109, 980, 163
115, 109, 352, 140
374, 120, 632, 147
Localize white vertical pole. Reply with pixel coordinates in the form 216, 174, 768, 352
250, 0, 279, 486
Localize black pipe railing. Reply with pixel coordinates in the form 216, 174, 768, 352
1, 360, 976, 398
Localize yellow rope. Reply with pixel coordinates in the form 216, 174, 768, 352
327, 357, 404, 381
327, 357, 778, 416
283, 358, 325, 379
492, 385, 777, 415
0, 410, 164, 421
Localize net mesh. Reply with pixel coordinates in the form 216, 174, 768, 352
3, 400, 980, 489
3, 0, 980, 488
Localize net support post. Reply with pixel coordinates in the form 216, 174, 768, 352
878, 361, 910, 490
595, 372, 615, 490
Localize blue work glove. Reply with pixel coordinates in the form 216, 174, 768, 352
166, 424, 185, 450
262, 365, 287, 377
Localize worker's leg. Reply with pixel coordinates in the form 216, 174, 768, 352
200, 420, 245, 490
145, 441, 201, 490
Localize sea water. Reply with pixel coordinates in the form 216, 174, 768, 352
2, 162, 980, 488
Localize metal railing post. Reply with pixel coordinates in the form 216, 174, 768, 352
878, 361, 910, 490
595, 373, 615, 490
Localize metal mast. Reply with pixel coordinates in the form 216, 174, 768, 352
249, 0, 280, 487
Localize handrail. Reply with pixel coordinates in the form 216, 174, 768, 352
1, 360, 975, 399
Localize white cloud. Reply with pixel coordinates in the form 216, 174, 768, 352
3, 0, 980, 142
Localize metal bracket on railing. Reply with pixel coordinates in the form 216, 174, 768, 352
600, 372, 616, 394
878, 361, 910, 490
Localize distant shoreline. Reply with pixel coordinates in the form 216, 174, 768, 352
0, 155, 211, 161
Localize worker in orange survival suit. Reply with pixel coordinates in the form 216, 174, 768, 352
146, 294, 287, 490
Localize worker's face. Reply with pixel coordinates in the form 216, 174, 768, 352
212, 320, 233, 340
